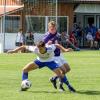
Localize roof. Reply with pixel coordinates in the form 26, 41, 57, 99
0, 0, 23, 16
58, 0, 100, 3
0, 5, 23, 16
21, 0, 100, 3
0, 0, 21, 5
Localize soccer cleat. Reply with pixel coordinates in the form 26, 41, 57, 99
68, 85, 76, 92
59, 84, 65, 92
74, 48, 80, 51
49, 78, 57, 89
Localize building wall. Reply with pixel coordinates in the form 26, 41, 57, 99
58, 3, 74, 33
0, 1, 75, 50
23, 3, 74, 33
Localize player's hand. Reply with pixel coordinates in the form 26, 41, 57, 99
47, 40, 52, 45
66, 48, 73, 52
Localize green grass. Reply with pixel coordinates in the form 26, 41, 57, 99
0, 50, 100, 100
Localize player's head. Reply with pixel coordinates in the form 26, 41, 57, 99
48, 21, 57, 34
37, 41, 46, 54
19, 28, 22, 32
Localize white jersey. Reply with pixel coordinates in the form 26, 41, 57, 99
16, 32, 24, 43
26, 44, 56, 62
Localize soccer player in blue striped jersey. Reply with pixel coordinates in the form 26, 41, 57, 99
7, 41, 71, 91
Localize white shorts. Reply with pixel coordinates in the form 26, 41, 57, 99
54, 55, 67, 67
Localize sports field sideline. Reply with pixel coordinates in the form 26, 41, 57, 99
0, 50, 100, 100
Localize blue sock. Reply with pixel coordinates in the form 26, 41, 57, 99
22, 72, 28, 81
61, 75, 70, 86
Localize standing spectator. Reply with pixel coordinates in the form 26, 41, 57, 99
94, 29, 100, 49
15, 28, 24, 47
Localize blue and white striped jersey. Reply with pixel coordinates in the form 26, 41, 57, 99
26, 44, 56, 62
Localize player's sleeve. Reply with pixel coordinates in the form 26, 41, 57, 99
43, 32, 50, 43
25, 46, 36, 52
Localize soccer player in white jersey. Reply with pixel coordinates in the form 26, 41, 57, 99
7, 41, 71, 91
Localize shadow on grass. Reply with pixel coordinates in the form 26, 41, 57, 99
76, 90, 100, 95
20, 89, 100, 95
27, 90, 67, 94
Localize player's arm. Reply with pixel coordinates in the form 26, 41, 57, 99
55, 44, 73, 52
7, 45, 26, 53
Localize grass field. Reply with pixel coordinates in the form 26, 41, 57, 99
0, 50, 100, 100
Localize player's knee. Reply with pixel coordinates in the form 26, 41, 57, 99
22, 67, 28, 73
65, 64, 71, 73
59, 74, 64, 78
57, 72, 64, 78
54, 69, 64, 78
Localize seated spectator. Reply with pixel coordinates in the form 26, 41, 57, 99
86, 32, 94, 48
69, 31, 78, 47
85, 23, 97, 39
94, 29, 100, 49
59, 31, 80, 51
60, 32, 68, 48
25, 31, 34, 45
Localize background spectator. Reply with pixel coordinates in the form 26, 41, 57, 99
25, 31, 34, 45
60, 32, 68, 48
86, 32, 94, 48
72, 22, 83, 47
85, 23, 97, 49
94, 29, 100, 49
15, 28, 24, 47
69, 31, 78, 47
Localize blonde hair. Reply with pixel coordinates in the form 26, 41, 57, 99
48, 21, 56, 28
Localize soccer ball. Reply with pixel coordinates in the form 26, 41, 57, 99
21, 80, 32, 89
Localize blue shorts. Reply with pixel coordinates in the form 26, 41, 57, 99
34, 59, 59, 70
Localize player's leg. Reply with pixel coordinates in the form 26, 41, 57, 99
50, 57, 70, 90
46, 61, 65, 91
22, 62, 38, 80
51, 67, 65, 91
49, 58, 62, 89
21, 61, 39, 91
60, 63, 70, 73
22, 59, 47, 81
22, 61, 39, 81
52, 67, 75, 92
54, 57, 75, 92
60, 74, 76, 92
59, 59, 76, 92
